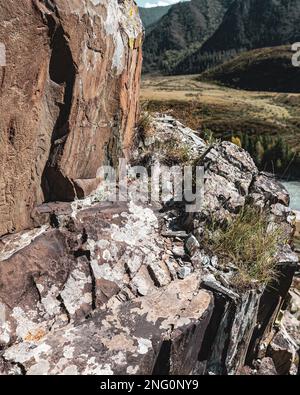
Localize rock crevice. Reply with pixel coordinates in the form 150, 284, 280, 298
0, 2, 299, 375
0, 0, 143, 235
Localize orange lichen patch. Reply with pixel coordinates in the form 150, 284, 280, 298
25, 328, 47, 342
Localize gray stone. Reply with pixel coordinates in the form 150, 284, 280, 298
268, 329, 298, 375
257, 357, 278, 375
178, 266, 192, 279
249, 173, 290, 207
2, 275, 213, 375
185, 235, 200, 256
1, 112, 299, 376
172, 245, 186, 258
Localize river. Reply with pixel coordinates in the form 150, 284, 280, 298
282, 181, 300, 211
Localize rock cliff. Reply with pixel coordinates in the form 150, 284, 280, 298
0, 115, 299, 375
0, 0, 143, 236
0, 1, 299, 376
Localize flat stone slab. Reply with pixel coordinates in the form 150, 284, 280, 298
2, 274, 213, 375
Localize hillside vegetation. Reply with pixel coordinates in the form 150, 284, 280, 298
142, 0, 233, 74
142, 0, 300, 75
138, 5, 171, 30
200, 46, 300, 93
141, 75, 300, 179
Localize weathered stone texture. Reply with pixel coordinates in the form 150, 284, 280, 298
132, 115, 299, 375
2, 274, 213, 375
0, 116, 298, 375
0, 0, 143, 236
0, 199, 214, 374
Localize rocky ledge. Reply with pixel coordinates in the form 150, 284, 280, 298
0, 115, 299, 375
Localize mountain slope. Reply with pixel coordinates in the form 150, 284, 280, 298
200, 46, 300, 93
175, 0, 300, 74
139, 5, 172, 30
202, 0, 300, 53
142, 0, 234, 73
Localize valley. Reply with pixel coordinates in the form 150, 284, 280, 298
141, 74, 300, 179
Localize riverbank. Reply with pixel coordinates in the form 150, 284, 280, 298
281, 181, 300, 252
281, 180, 299, 239
282, 181, 300, 211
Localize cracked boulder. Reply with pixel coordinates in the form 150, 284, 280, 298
0, 114, 299, 375
0, 200, 189, 351
0, 229, 81, 347
1, 273, 213, 375
133, 115, 299, 374
200, 141, 258, 218
0, 0, 143, 236
267, 329, 298, 375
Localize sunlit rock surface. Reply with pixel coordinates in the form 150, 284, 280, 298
0, 0, 143, 236
0, 116, 298, 375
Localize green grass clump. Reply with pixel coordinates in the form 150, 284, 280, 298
206, 207, 284, 290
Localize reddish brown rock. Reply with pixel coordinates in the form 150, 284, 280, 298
0, 200, 214, 374
0, 114, 299, 375
0, 229, 79, 346
257, 357, 278, 375
267, 330, 298, 375
0, 0, 143, 236
1, 274, 213, 375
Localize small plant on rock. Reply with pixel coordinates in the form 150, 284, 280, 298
203, 128, 220, 146
135, 111, 153, 146
163, 138, 191, 165
205, 206, 284, 290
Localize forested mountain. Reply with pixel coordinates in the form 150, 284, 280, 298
142, 0, 234, 73
203, 0, 300, 53
142, 0, 300, 75
200, 46, 300, 93
139, 5, 172, 30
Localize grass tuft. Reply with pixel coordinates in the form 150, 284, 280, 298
163, 139, 190, 165
135, 111, 153, 146
204, 207, 284, 290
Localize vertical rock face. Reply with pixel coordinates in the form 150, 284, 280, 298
0, 0, 143, 236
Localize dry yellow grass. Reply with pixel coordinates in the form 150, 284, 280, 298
141, 74, 300, 151
204, 207, 284, 290
142, 75, 293, 121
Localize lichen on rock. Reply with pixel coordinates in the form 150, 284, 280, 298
0, 0, 143, 236
0, 114, 299, 375
0, 2, 299, 376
